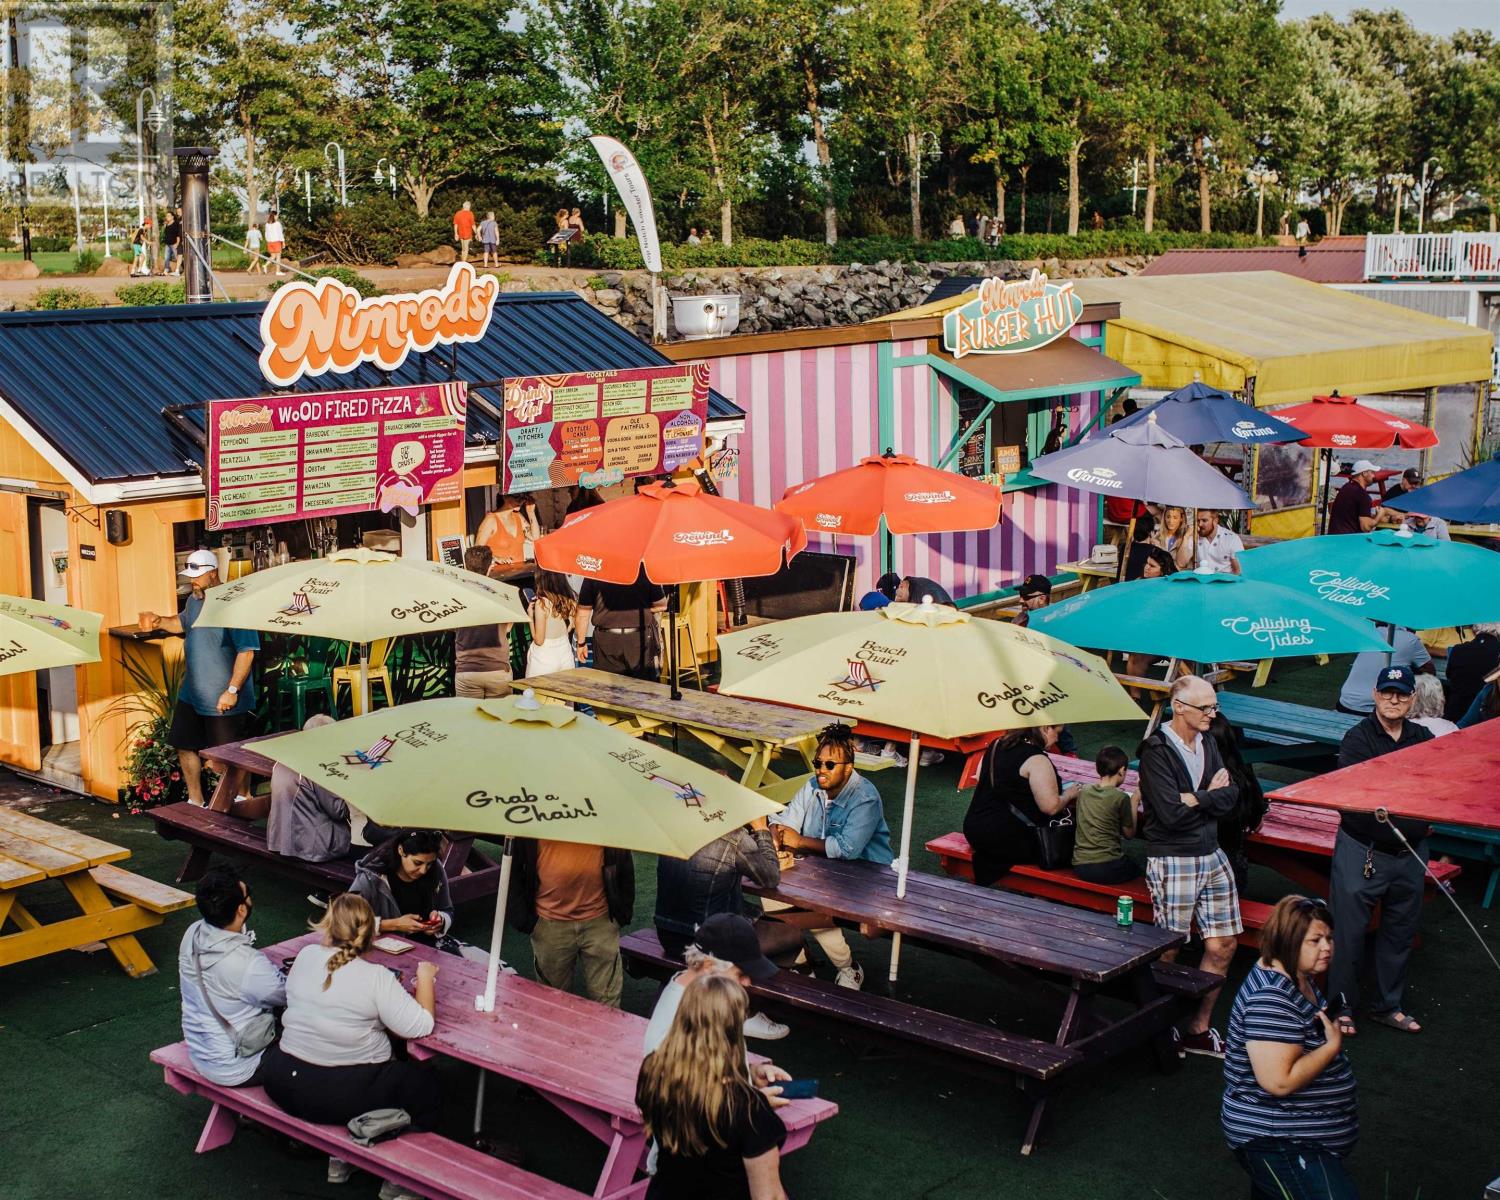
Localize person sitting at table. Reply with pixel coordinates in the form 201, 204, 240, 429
767, 723, 892, 991
857, 572, 901, 611
1329, 460, 1393, 535
1194, 509, 1244, 575
266, 714, 355, 863
1123, 547, 1179, 683
1336, 623, 1434, 715
178, 865, 286, 1087
1443, 623, 1500, 721
261, 893, 440, 1198
1221, 895, 1358, 1199
1071, 745, 1139, 884
1148, 505, 1195, 572
1328, 665, 1434, 1036
1139, 675, 1242, 1058
1408, 674, 1459, 737
1011, 574, 1052, 628
1459, 662, 1500, 728
894, 575, 955, 606
963, 725, 1080, 886
349, 829, 465, 954
455, 545, 514, 698
1208, 713, 1269, 892
1397, 510, 1450, 541
526, 570, 578, 678
1381, 466, 1422, 504
508, 836, 634, 1007
638, 973, 790, 1200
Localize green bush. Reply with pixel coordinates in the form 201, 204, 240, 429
116, 281, 187, 305
270, 265, 380, 297
29, 286, 98, 310
73, 249, 102, 274
30, 235, 72, 253
284, 195, 550, 266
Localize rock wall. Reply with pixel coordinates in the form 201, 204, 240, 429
510, 255, 1150, 342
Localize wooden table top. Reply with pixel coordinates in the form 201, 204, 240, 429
751, 857, 1182, 984
201, 737, 280, 777
1217, 692, 1359, 747
1268, 720, 1500, 830
0, 808, 130, 887
1056, 559, 1120, 580
526, 668, 830, 746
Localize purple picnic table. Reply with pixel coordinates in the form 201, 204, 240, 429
266, 933, 838, 1199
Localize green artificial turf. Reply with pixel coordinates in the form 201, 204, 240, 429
1, 654, 1495, 1199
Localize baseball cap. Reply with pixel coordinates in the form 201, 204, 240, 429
179, 549, 219, 579
1351, 459, 1378, 475
1375, 665, 1416, 695
1017, 574, 1052, 599
1401, 468, 1421, 483
692, 913, 778, 981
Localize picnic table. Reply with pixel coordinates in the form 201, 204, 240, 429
1215, 691, 1359, 765
0, 807, 192, 977
1055, 557, 1119, 593
260, 932, 837, 1198
525, 667, 828, 792
746, 855, 1191, 1153
150, 737, 504, 905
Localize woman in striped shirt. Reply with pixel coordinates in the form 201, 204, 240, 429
1222, 895, 1359, 1199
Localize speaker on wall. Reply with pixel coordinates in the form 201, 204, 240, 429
105, 510, 131, 546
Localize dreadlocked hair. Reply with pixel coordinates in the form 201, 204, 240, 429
815, 722, 856, 761
312, 893, 375, 990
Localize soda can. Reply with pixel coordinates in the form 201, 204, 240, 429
1116, 895, 1134, 927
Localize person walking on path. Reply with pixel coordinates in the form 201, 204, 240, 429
478, 210, 499, 266
265, 211, 286, 276
1328, 664, 1433, 1037
163, 208, 183, 275
139, 549, 260, 806
131, 217, 152, 276
1138, 674, 1243, 1057
453, 200, 475, 262
243, 223, 265, 274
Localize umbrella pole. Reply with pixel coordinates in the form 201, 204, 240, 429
473, 836, 515, 1136
1320, 449, 1332, 535
668, 587, 682, 703
359, 642, 370, 717
888, 732, 921, 985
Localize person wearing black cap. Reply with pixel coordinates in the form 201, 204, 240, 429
1328, 664, 1434, 1037
857, 572, 901, 611
1381, 467, 1422, 505
1012, 574, 1052, 628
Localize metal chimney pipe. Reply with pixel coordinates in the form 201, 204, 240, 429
175, 146, 217, 303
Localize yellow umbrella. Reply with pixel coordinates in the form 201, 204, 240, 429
191, 548, 529, 711
0, 595, 102, 677
256, 691, 781, 1011
719, 599, 1143, 980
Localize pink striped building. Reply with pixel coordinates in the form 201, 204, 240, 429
662, 302, 1139, 605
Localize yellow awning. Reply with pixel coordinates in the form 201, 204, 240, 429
1070, 272, 1492, 408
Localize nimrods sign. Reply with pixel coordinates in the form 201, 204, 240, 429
942, 270, 1083, 358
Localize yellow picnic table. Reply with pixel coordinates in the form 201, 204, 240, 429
524, 667, 830, 793
0, 807, 193, 978
1055, 558, 1119, 593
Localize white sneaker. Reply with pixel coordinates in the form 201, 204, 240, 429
835, 963, 865, 990
879, 744, 908, 768
918, 749, 945, 767
378, 1182, 421, 1200
327, 1157, 353, 1184
744, 1011, 790, 1040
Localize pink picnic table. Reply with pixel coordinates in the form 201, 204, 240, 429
266, 934, 837, 1199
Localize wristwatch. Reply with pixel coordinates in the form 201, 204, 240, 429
226, 684, 239, 695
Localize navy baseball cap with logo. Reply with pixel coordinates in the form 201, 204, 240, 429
692, 913, 779, 980
1376, 665, 1416, 695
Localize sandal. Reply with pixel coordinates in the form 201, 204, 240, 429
1334, 1016, 1357, 1036
1368, 1010, 1421, 1033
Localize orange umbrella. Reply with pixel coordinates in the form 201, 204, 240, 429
775, 451, 1002, 536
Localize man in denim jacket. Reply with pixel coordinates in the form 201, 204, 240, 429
769, 724, 893, 990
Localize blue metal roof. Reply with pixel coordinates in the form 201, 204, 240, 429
0, 292, 743, 485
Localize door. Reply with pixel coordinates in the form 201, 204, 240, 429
28, 499, 79, 746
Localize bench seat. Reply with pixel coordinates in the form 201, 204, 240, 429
88, 863, 195, 914
151, 1042, 588, 1200
620, 929, 1081, 1083
149, 802, 356, 889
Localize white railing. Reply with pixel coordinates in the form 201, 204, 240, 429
1364, 233, 1500, 281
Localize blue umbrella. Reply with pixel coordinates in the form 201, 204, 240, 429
1384, 458, 1500, 524
1238, 528, 1500, 629
1111, 382, 1308, 446
1028, 570, 1392, 661
1030, 412, 1254, 509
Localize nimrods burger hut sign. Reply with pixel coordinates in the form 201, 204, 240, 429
942, 270, 1083, 358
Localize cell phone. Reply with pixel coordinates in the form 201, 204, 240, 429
521, 587, 537, 605
1324, 992, 1349, 1020
775, 1079, 819, 1100
385, 966, 404, 983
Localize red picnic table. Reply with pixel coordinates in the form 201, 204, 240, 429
262, 933, 837, 1199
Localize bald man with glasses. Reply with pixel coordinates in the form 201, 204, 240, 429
1139, 675, 1243, 1057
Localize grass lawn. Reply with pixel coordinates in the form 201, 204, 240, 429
0, 247, 249, 275
1, 654, 1494, 1199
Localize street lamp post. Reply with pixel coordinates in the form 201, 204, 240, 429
135, 86, 164, 224
374, 156, 397, 198
324, 142, 347, 207
1417, 158, 1441, 234
295, 167, 313, 219
1246, 168, 1278, 239
1387, 173, 1415, 234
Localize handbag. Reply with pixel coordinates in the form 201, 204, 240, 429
194, 932, 278, 1058
986, 742, 1076, 870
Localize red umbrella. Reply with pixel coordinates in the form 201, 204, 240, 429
1274, 392, 1438, 450
774, 451, 1002, 536
535, 479, 806, 696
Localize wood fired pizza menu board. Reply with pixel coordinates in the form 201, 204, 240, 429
501, 364, 709, 493
205, 382, 467, 531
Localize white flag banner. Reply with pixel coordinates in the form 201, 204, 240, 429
589, 135, 663, 274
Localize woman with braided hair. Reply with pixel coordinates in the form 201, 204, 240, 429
260, 894, 443, 1195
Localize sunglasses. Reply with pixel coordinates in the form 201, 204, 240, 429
812, 758, 850, 770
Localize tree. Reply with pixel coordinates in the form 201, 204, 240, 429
1028, 0, 1114, 236
1107, 0, 1188, 232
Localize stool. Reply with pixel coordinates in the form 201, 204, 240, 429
272, 646, 337, 729
333, 639, 394, 716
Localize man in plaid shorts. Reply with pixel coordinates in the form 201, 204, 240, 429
1139, 674, 1242, 1057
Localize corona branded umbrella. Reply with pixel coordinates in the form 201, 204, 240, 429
1027, 570, 1390, 662
0, 595, 102, 676
192, 548, 528, 712
1384, 458, 1500, 524
1110, 382, 1307, 446
774, 450, 1002, 536
535, 478, 806, 697
719, 599, 1141, 981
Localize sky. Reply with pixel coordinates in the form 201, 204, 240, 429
1278, 0, 1499, 35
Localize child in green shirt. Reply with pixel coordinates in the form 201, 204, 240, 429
1072, 745, 1140, 884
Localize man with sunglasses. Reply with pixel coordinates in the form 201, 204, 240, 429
768, 724, 892, 990
1139, 675, 1243, 1057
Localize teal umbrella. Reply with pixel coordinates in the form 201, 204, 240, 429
1237, 528, 1500, 629
1028, 570, 1392, 661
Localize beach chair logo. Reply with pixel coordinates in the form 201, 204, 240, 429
647, 773, 705, 808
832, 658, 881, 692
28, 613, 71, 630
279, 590, 319, 617
342, 735, 395, 769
